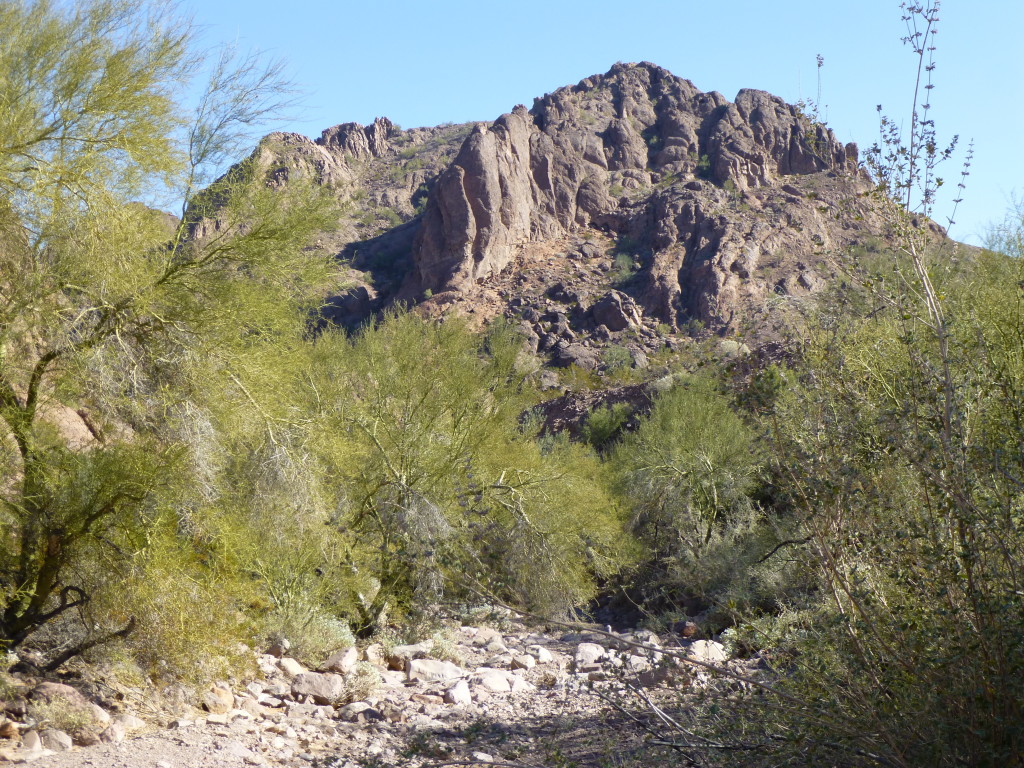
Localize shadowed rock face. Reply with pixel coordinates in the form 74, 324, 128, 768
410, 61, 863, 328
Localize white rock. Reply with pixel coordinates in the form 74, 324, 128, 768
526, 645, 554, 664
687, 640, 728, 664
112, 713, 146, 732
319, 646, 359, 674
406, 658, 466, 683
443, 679, 472, 706
575, 642, 606, 668
277, 657, 307, 678
472, 752, 495, 763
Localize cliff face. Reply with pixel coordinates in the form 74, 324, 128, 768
409, 62, 872, 331
191, 62, 897, 349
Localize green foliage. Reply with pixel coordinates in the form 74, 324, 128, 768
0, 0, 339, 666
601, 344, 633, 371
610, 378, 794, 626
609, 252, 639, 285
307, 312, 629, 633
747, 233, 1024, 765
581, 402, 631, 450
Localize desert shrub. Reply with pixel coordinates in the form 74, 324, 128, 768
601, 344, 633, 371
307, 311, 630, 633
581, 402, 632, 449
610, 377, 780, 616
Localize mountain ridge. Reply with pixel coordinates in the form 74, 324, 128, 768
191, 61, 922, 361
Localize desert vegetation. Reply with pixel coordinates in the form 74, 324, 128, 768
0, 0, 1021, 765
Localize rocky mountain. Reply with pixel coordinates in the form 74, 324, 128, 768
194, 61, 906, 366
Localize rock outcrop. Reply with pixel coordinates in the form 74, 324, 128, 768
408, 61, 870, 331
190, 61, 899, 340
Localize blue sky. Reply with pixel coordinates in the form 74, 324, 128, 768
183, 0, 1022, 246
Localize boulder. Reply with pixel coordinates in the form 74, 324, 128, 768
443, 679, 473, 706
39, 729, 73, 751
687, 640, 729, 664
406, 659, 466, 684
319, 646, 359, 675
290, 673, 346, 706
202, 685, 234, 714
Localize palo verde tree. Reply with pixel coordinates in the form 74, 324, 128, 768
308, 312, 628, 635
0, 0, 338, 665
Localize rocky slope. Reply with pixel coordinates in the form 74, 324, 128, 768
192, 61, 911, 366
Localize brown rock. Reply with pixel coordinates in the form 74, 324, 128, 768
202, 685, 234, 715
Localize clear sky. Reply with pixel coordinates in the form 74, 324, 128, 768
182, 0, 1022, 246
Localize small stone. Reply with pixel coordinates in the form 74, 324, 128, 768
471, 752, 495, 763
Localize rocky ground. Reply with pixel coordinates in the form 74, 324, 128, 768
0, 623, 755, 767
